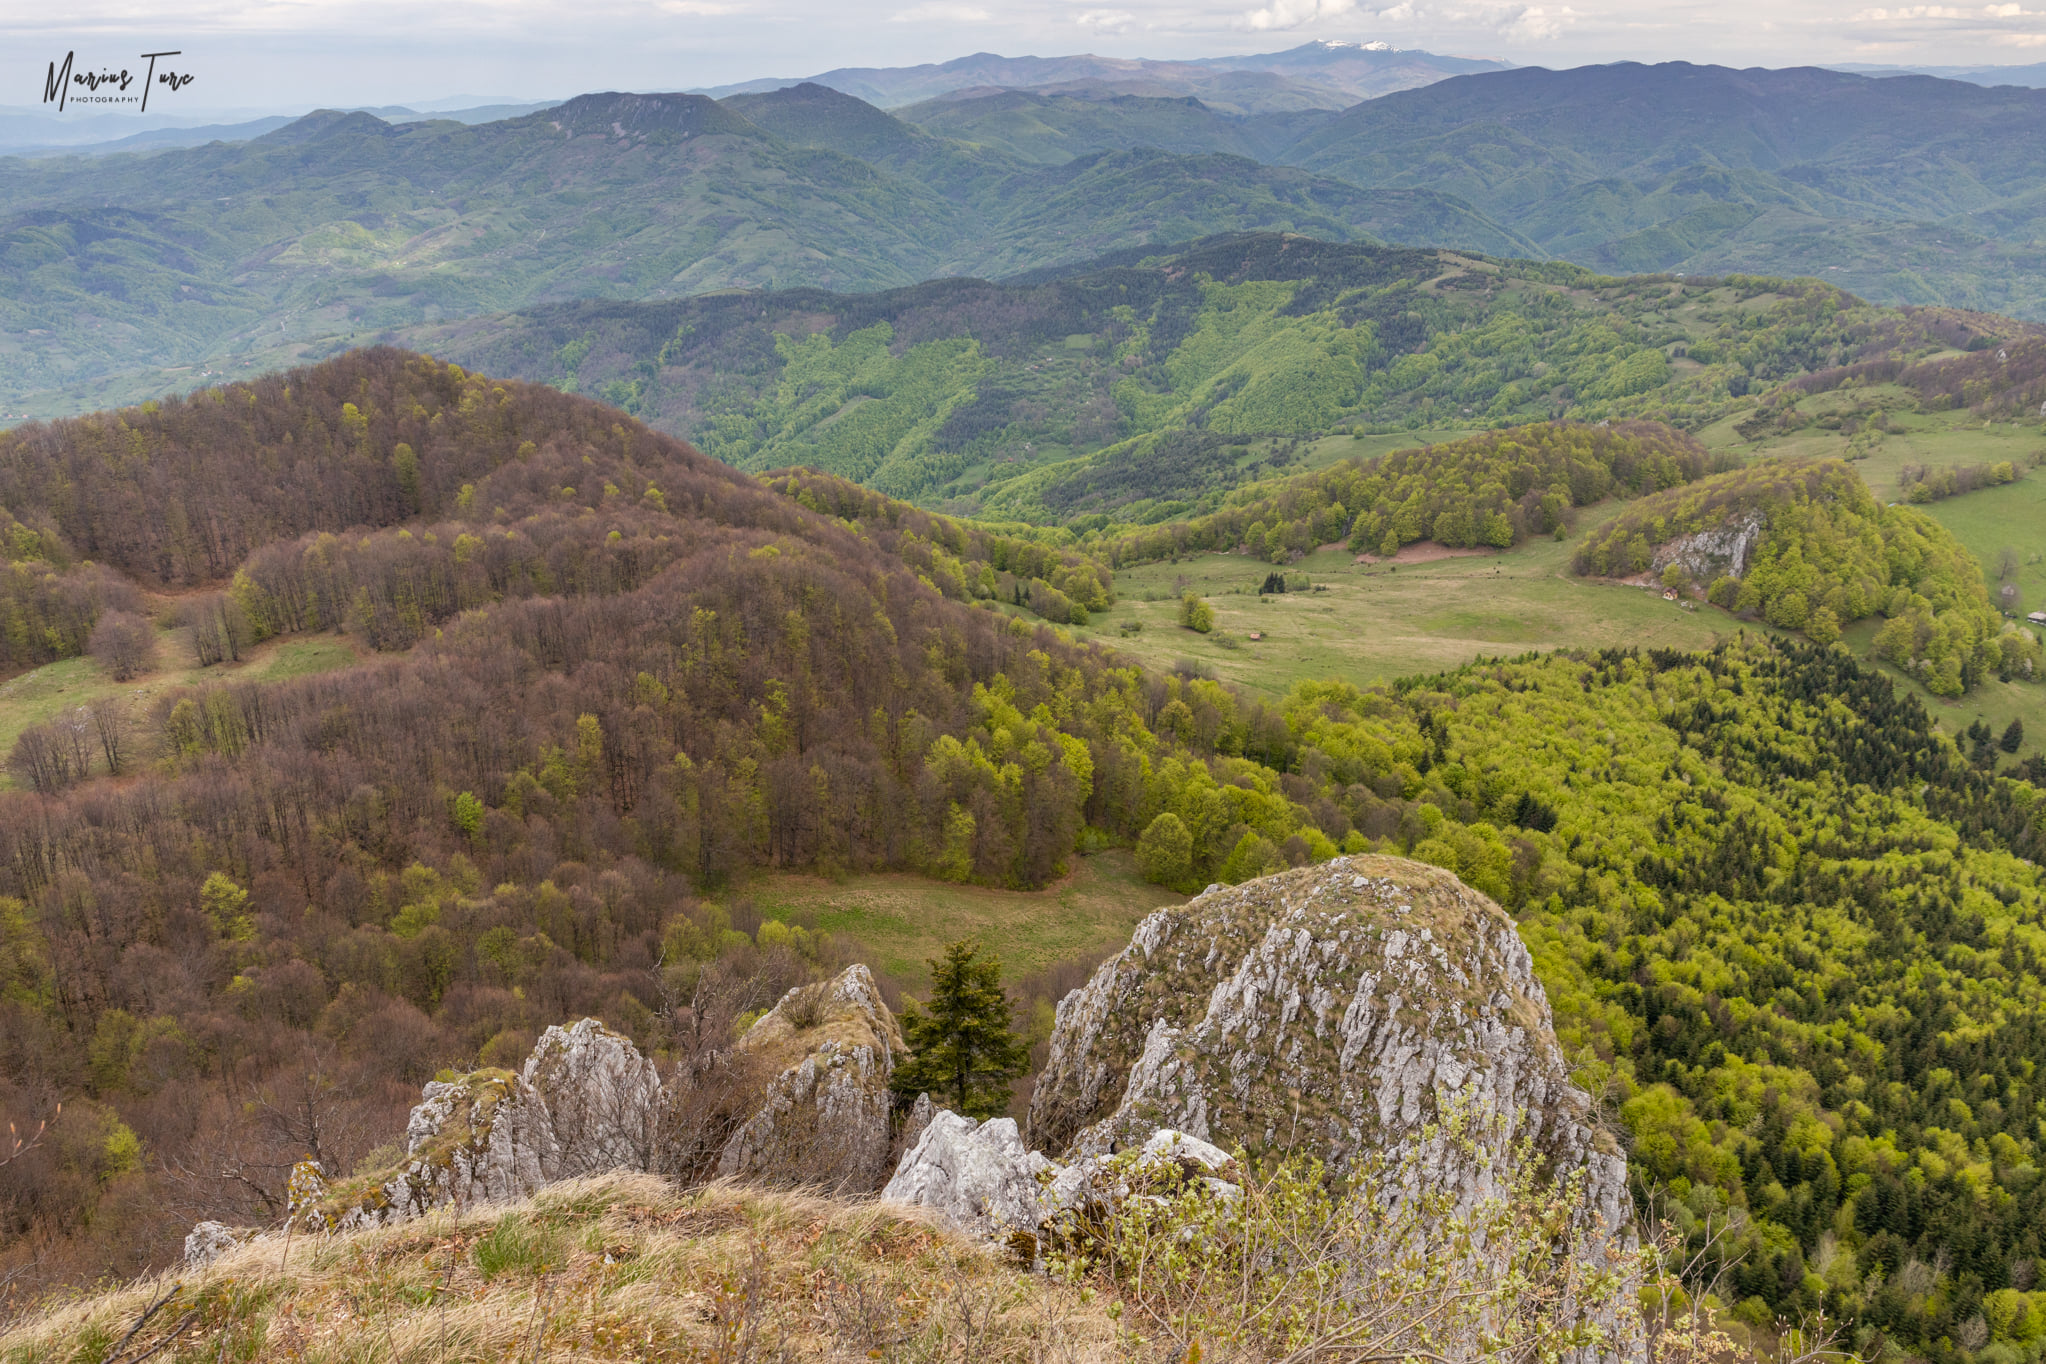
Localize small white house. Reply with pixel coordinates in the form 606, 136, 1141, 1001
2029, 611, 2046, 626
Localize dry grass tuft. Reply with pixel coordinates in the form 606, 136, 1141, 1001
0, 1173, 1117, 1364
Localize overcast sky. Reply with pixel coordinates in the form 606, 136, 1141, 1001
8, 0, 2046, 112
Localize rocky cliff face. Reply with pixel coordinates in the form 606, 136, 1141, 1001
715, 964, 905, 1190
1029, 854, 1633, 1249
1650, 509, 1762, 585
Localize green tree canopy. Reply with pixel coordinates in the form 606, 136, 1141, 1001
890, 941, 1029, 1120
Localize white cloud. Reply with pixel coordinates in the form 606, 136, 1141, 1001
1504, 3, 1574, 37
1852, 5, 1968, 17
1075, 7, 1135, 26
888, 1, 991, 17
1240, 0, 1358, 31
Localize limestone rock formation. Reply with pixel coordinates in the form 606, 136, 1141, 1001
882, 1110, 1053, 1239
716, 964, 904, 1191
1030, 854, 1633, 1249
1649, 509, 1762, 584
182, 1221, 249, 1269
525, 1017, 661, 1177
290, 1017, 662, 1232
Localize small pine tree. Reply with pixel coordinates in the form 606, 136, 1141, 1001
2002, 718, 2026, 754
891, 941, 1029, 1119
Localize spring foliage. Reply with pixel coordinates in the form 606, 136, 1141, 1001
1573, 458, 2038, 693
1104, 421, 1719, 568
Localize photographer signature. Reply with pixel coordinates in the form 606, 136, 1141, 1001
42, 51, 193, 112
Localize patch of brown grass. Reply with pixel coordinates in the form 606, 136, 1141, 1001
0, 1174, 1118, 1363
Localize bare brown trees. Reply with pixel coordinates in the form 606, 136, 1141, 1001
87, 611, 156, 681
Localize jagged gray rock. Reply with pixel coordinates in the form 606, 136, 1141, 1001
1648, 509, 1762, 584
1028, 855, 1639, 1355
525, 1017, 661, 1177
882, 1111, 1052, 1239
716, 964, 905, 1191
289, 1017, 664, 1232
182, 1221, 249, 1268
901, 1092, 936, 1152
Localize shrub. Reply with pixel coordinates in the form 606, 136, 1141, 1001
1179, 593, 1215, 633
88, 610, 156, 681
1053, 1108, 1636, 1364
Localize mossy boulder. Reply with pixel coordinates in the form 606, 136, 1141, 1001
290, 1018, 659, 1232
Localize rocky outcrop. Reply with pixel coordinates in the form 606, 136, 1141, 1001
1648, 509, 1762, 584
1029, 854, 1635, 1258
183, 1221, 249, 1269
290, 1018, 660, 1232
716, 965, 904, 1191
525, 1017, 661, 1177
882, 1111, 1054, 1239
1020, 855, 1639, 1358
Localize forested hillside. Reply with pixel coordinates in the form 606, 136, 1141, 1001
1098, 419, 1721, 566
1574, 458, 2039, 694
423, 234, 2021, 522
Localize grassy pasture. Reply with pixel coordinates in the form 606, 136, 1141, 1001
744, 849, 1179, 993
1077, 506, 1746, 696
0, 629, 360, 788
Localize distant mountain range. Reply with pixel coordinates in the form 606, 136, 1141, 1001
1830, 61, 2046, 89
0, 86, 1525, 412
692, 42, 1513, 114
0, 101, 554, 158
11, 57, 2046, 416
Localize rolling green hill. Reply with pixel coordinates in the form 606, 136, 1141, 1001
414, 233, 2032, 521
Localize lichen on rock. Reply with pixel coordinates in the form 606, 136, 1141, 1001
289, 1018, 665, 1234
716, 964, 904, 1191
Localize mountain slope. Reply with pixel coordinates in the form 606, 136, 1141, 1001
0, 93, 1521, 415
1279, 62, 2046, 315
413, 233, 2029, 519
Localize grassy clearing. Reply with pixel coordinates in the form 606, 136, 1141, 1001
746, 849, 1178, 992
0, 1173, 1115, 1363
0, 631, 361, 787
1696, 384, 2046, 501
1294, 426, 1485, 473
1079, 505, 1748, 697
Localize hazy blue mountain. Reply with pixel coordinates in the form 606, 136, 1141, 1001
896, 88, 1334, 163
692, 42, 1512, 113
1830, 61, 2046, 89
